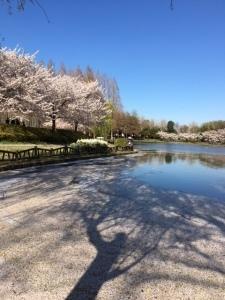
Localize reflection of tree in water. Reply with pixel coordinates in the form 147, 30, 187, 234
136, 151, 225, 169
165, 153, 172, 164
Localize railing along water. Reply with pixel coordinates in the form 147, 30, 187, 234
0, 145, 133, 162
0, 146, 76, 161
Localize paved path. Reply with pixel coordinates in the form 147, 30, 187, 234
0, 156, 225, 299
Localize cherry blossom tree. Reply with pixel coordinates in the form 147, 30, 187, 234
63, 78, 110, 133
0, 47, 111, 132
0, 48, 52, 123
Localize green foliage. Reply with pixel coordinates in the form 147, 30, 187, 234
93, 122, 111, 139
114, 138, 128, 147
167, 120, 176, 133
140, 127, 160, 139
200, 120, 225, 132
0, 124, 84, 144
92, 101, 113, 139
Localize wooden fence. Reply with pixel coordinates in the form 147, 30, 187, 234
0, 145, 133, 162
0, 146, 81, 162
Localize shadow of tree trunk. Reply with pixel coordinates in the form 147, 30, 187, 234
66, 220, 127, 300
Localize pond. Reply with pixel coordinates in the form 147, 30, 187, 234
128, 143, 225, 201
134, 142, 225, 155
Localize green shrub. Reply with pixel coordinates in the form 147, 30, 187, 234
140, 127, 160, 139
114, 138, 128, 148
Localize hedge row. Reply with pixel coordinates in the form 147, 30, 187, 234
0, 124, 85, 144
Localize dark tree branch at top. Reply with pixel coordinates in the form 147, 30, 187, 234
32, 0, 50, 23
0, 0, 50, 22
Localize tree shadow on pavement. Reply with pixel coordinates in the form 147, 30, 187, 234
1, 156, 225, 299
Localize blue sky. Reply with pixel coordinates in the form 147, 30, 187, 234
0, 0, 225, 124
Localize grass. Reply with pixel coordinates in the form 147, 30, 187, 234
0, 124, 85, 145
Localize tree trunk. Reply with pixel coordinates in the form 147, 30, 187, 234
110, 129, 113, 140
74, 121, 78, 132
52, 105, 56, 132
52, 117, 56, 132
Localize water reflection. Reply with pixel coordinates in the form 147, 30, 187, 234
128, 152, 225, 201
136, 151, 225, 169
134, 142, 225, 156
165, 153, 173, 164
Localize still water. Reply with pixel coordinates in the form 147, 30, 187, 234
134, 142, 225, 155
129, 143, 225, 201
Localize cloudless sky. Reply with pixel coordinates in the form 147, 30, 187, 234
0, 0, 225, 124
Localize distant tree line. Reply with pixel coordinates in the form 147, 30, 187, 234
99, 112, 225, 140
